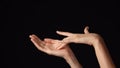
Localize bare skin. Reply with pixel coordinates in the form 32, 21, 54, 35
29, 35, 82, 68
29, 26, 115, 68
56, 26, 116, 68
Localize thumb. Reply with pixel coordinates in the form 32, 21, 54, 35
84, 26, 90, 34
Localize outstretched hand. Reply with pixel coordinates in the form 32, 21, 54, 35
29, 34, 72, 58
56, 26, 103, 49
29, 34, 83, 68
29, 26, 115, 68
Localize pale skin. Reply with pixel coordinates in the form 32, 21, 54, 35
56, 26, 116, 68
29, 35, 82, 68
29, 26, 115, 68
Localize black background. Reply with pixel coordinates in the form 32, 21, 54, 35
2, 0, 120, 68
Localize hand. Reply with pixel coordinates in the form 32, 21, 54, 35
29, 34, 82, 68
29, 34, 72, 58
56, 26, 103, 49
56, 26, 115, 68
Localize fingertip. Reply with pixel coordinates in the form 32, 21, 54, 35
84, 26, 90, 34
29, 34, 35, 38
29, 35, 32, 38
56, 31, 60, 33
29, 34, 33, 38
44, 38, 48, 41
57, 30, 63, 33
30, 38, 33, 42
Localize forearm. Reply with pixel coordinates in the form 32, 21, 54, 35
93, 38, 115, 68
64, 50, 82, 68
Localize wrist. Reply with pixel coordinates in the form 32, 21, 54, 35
64, 50, 82, 68
92, 34, 105, 47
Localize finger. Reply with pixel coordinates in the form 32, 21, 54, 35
30, 34, 45, 50
44, 38, 65, 48
30, 35, 44, 45
30, 38, 45, 51
30, 34, 42, 42
54, 39, 68, 50
44, 38, 60, 43
84, 26, 90, 34
56, 31, 74, 36
56, 43, 66, 50
44, 38, 53, 43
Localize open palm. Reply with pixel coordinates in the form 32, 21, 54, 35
29, 34, 72, 58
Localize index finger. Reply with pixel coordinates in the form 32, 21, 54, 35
56, 31, 74, 36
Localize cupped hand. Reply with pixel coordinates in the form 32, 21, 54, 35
29, 34, 72, 58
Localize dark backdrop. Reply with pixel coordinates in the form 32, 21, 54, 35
2, 0, 120, 68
